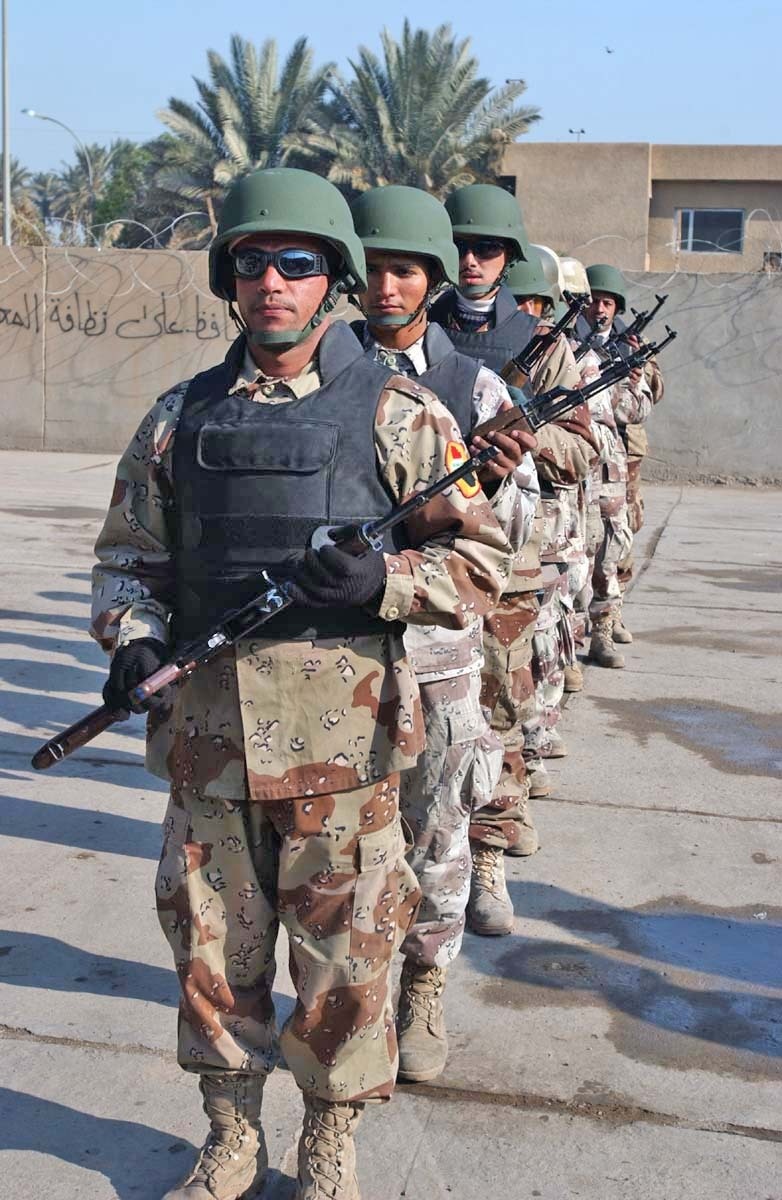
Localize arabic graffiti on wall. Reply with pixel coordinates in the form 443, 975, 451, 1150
0, 289, 232, 341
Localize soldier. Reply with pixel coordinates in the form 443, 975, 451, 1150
430, 185, 581, 933
573, 263, 651, 666
504, 253, 598, 794
349, 184, 539, 1080
91, 168, 512, 1200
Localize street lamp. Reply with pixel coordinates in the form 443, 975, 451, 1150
569, 128, 586, 142
22, 108, 94, 193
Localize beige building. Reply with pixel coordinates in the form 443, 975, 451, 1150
501, 142, 782, 273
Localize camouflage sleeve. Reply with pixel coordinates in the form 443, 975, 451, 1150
613, 370, 654, 426
472, 365, 540, 552
534, 423, 596, 486
645, 358, 665, 405
90, 382, 188, 652
528, 331, 581, 395
374, 377, 513, 629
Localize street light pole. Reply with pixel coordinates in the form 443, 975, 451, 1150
22, 108, 95, 240
2, 0, 11, 245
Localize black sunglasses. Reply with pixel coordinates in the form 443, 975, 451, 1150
231, 246, 330, 280
454, 238, 507, 261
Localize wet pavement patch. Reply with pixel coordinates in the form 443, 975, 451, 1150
593, 696, 782, 779
687, 565, 782, 594
474, 892, 782, 1081
635, 623, 779, 658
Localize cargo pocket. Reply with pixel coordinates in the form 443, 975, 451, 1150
350, 819, 415, 982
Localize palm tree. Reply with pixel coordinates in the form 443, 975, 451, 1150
154, 34, 336, 246
307, 22, 540, 197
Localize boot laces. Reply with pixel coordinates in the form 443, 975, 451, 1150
302, 1104, 358, 1192
401, 966, 445, 1028
473, 848, 502, 894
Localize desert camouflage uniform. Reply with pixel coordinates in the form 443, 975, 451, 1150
366, 330, 538, 966
573, 344, 635, 623
617, 356, 664, 589
469, 334, 579, 849
523, 407, 598, 760
91, 335, 512, 1102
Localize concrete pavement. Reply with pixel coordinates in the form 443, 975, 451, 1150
0, 453, 780, 1199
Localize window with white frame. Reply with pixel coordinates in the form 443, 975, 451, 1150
678, 209, 745, 254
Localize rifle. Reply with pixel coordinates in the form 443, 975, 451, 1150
30, 442, 503, 771
500, 291, 587, 389
472, 326, 677, 441
32, 325, 678, 771
575, 293, 668, 363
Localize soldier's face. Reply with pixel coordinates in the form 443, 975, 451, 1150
233, 234, 332, 338
586, 290, 617, 328
516, 297, 545, 317
364, 250, 431, 319
456, 237, 509, 292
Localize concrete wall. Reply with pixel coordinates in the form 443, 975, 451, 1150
1, 247, 781, 484
623, 271, 782, 485
648, 180, 782, 273
503, 142, 652, 270
0, 245, 234, 452
502, 142, 782, 275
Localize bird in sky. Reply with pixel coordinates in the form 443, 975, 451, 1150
605, 46, 615, 53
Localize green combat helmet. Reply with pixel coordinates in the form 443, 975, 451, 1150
505, 249, 560, 312
351, 185, 459, 327
209, 167, 367, 347
585, 263, 627, 314
445, 183, 529, 297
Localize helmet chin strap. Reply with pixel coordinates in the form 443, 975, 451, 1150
458, 260, 513, 300
244, 275, 355, 348
361, 279, 447, 331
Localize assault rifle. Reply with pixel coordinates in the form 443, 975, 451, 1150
500, 290, 587, 388
30, 441, 503, 771
574, 293, 668, 363
473, 326, 677, 440
32, 325, 676, 771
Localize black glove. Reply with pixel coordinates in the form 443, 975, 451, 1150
102, 638, 171, 715
286, 544, 386, 609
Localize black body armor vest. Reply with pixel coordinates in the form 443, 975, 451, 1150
428, 285, 538, 374
172, 322, 400, 642
353, 320, 479, 439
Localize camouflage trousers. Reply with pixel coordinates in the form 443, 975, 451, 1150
589, 482, 633, 622
618, 455, 644, 591
400, 669, 486, 969
523, 576, 567, 758
156, 777, 421, 1102
468, 591, 539, 851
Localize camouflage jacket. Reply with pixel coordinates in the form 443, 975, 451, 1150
364, 326, 539, 682
91, 331, 513, 801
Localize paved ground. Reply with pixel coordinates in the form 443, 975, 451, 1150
0, 452, 780, 1200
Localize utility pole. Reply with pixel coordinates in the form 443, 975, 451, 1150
2, 0, 10, 245
568, 128, 586, 143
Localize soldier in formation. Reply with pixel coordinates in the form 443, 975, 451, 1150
88, 170, 664, 1199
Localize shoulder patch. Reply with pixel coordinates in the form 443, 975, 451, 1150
445, 440, 482, 499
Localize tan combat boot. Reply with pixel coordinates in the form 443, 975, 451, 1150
526, 760, 552, 799
504, 797, 540, 856
612, 615, 633, 644
467, 844, 514, 936
396, 960, 448, 1082
163, 1072, 267, 1200
296, 1097, 364, 1199
541, 729, 568, 758
563, 662, 584, 692
588, 616, 625, 668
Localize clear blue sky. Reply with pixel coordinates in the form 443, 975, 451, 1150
11, 0, 782, 174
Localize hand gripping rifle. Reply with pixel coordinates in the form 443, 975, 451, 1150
30, 442, 504, 771
472, 326, 677, 441
500, 291, 587, 389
